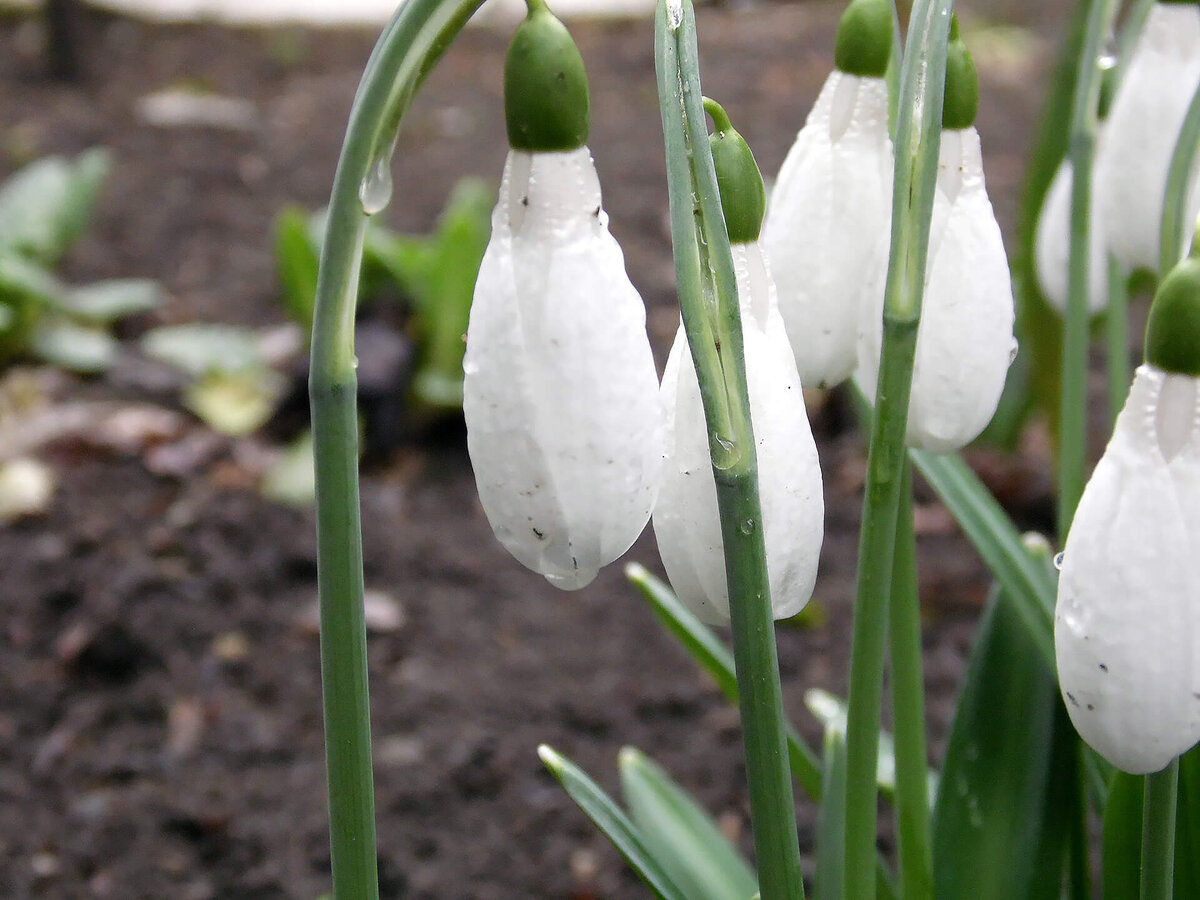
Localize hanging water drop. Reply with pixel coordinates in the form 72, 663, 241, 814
710, 433, 740, 470
1009, 339, 1020, 365
1054, 551, 1065, 571
1098, 29, 1117, 71
359, 153, 394, 216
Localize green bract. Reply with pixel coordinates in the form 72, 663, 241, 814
504, 0, 590, 152
943, 16, 979, 130
834, 0, 892, 78
1145, 257, 1200, 375
703, 98, 766, 245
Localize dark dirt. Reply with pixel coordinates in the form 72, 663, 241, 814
0, 2, 1072, 897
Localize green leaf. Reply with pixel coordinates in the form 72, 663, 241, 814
537, 745, 688, 900
1174, 745, 1200, 900
910, 449, 1057, 670
30, 319, 118, 372
814, 718, 847, 900
619, 746, 757, 900
0, 254, 64, 306
625, 563, 823, 800
141, 323, 264, 376
932, 588, 1066, 900
1102, 770, 1142, 899
804, 688, 938, 805
0, 149, 110, 265
274, 206, 320, 334
57, 279, 162, 323
184, 368, 285, 436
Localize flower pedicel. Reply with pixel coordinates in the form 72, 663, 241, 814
463, 0, 663, 589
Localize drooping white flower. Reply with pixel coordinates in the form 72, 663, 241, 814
463, 147, 663, 590
1096, 1, 1200, 272
857, 126, 1017, 453
1034, 127, 1110, 316
1055, 364, 1200, 774
653, 241, 824, 625
762, 71, 894, 390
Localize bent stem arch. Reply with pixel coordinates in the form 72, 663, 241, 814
309, 1, 485, 897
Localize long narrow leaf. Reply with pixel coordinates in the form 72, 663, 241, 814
1102, 770, 1143, 898
1173, 746, 1200, 900
619, 747, 757, 900
814, 720, 847, 900
932, 589, 1065, 899
626, 563, 822, 799
538, 745, 689, 900
910, 449, 1056, 670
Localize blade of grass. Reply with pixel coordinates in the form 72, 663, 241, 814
538, 745, 689, 900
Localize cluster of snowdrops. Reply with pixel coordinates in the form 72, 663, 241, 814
463, 0, 1200, 788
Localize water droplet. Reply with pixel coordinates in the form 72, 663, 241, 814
352, 355, 359, 370
1008, 340, 1020, 365
710, 433, 739, 470
1054, 551, 1065, 571
1098, 29, 1117, 70
739, 519, 755, 535
359, 154, 394, 216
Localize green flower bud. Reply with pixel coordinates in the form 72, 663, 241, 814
834, 0, 892, 78
943, 16, 979, 130
504, 0, 589, 152
704, 98, 766, 245
1145, 257, 1200, 375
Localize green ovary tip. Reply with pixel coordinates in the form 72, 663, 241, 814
835, 0, 892, 78
943, 15, 979, 130
1146, 257, 1200, 375
704, 97, 766, 245
504, 0, 589, 152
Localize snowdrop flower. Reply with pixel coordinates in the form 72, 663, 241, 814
857, 20, 1016, 453
1055, 257, 1200, 774
463, 0, 662, 590
761, 0, 894, 389
1097, 0, 1200, 272
1034, 125, 1110, 316
654, 101, 824, 625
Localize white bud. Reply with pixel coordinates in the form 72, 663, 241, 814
857, 126, 1017, 453
463, 148, 663, 590
1055, 364, 1200, 773
763, 71, 894, 390
653, 242, 824, 624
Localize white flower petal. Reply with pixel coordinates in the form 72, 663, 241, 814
858, 127, 1016, 453
654, 242, 824, 624
1097, 3, 1200, 271
1034, 132, 1110, 316
463, 147, 663, 589
763, 72, 894, 389
1055, 365, 1200, 774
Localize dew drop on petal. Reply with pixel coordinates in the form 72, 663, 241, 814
1054, 551, 1065, 571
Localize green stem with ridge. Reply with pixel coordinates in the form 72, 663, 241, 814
1058, 0, 1119, 540
842, 2, 953, 897
887, 464, 932, 899
655, 2, 803, 895
309, 0, 485, 896
1141, 760, 1180, 900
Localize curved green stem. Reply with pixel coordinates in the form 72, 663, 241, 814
1058, 0, 1119, 541
309, 0, 485, 896
1141, 760, 1180, 900
656, 1, 803, 895
1160, 79, 1200, 277
842, 2, 952, 898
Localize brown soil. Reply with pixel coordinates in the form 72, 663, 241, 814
0, 2, 1069, 897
